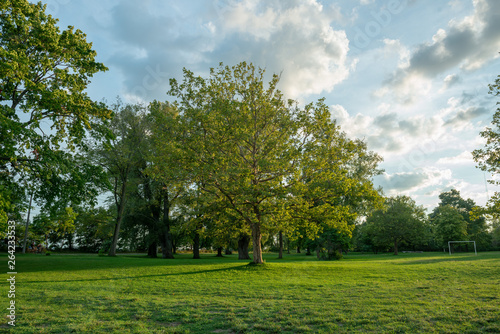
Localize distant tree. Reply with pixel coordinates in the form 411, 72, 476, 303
32, 207, 77, 250
365, 196, 427, 255
74, 206, 113, 253
352, 222, 377, 253
431, 189, 491, 250
431, 205, 468, 251
491, 217, 500, 249
310, 227, 352, 260
95, 103, 147, 256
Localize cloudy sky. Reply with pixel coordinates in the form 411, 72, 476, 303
38, 0, 500, 210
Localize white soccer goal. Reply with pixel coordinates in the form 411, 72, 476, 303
448, 241, 477, 256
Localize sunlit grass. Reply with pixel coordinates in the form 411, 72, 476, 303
3, 251, 500, 333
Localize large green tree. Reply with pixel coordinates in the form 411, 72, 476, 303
365, 196, 428, 255
146, 101, 188, 259
431, 205, 468, 250
96, 103, 147, 256
169, 62, 382, 264
0, 0, 111, 234
431, 189, 490, 250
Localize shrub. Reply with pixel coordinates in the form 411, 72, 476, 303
317, 248, 343, 261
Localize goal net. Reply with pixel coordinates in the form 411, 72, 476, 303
448, 241, 477, 255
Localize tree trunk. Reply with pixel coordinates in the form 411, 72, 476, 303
160, 231, 174, 259
109, 178, 128, 257
160, 190, 174, 259
193, 230, 200, 259
394, 240, 399, 255
67, 233, 73, 251
297, 246, 301, 253
216, 247, 223, 257
22, 191, 33, 254
148, 192, 161, 258
237, 235, 251, 260
148, 242, 157, 258
278, 231, 283, 259
251, 223, 264, 264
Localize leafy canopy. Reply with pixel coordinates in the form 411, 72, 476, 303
168, 62, 383, 262
0, 0, 111, 231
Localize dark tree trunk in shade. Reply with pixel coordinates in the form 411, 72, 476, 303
160, 190, 174, 259
297, 246, 301, 253
148, 199, 160, 258
394, 240, 399, 255
278, 231, 283, 259
148, 242, 157, 258
193, 230, 200, 259
238, 235, 251, 260
216, 247, 223, 257
109, 177, 128, 257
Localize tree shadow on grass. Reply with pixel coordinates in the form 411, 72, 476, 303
15, 253, 253, 273
20, 264, 251, 284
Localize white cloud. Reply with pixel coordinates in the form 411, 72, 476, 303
216, 0, 351, 99
444, 106, 488, 128
375, 168, 453, 195
331, 104, 445, 157
104, 0, 352, 102
379, 0, 500, 104
440, 74, 462, 91
436, 151, 474, 165
382, 39, 410, 66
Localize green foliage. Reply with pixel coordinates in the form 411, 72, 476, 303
74, 206, 114, 253
0, 0, 111, 231
431, 189, 491, 250
99, 239, 112, 255
491, 217, 500, 249
365, 195, 428, 254
432, 205, 468, 247
473, 75, 500, 214
318, 248, 343, 261
168, 62, 382, 263
94, 102, 150, 256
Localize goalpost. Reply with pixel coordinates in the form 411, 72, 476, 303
448, 241, 477, 256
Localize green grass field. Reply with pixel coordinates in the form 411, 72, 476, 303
3, 251, 500, 333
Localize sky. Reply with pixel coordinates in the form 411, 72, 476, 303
37, 0, 500, 211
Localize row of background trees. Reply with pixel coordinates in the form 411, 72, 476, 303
21, 187, 500, 258
2, 1, 500, 261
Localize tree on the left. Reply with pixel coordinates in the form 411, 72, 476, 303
0, 0, 111, 239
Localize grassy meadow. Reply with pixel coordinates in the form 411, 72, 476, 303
2, 251, 500, 333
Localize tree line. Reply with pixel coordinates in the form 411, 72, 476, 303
1, 1, 499, 262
